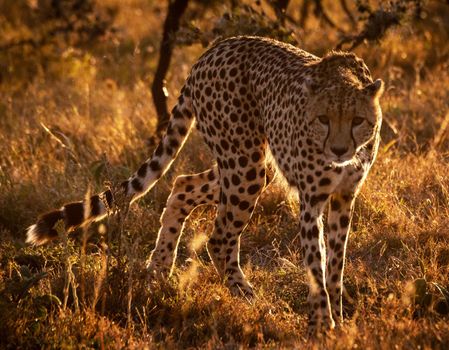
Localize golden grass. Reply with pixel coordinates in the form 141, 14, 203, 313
1, 0, 448, 348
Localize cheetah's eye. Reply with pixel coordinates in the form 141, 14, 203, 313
352, 117, 364, 126
317, 115, 329, 125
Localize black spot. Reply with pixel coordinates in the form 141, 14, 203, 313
311, 225, 319, 238
149, 160, 161, 172
104, 190, 113, 207
331, 274, 339, 283
207, 170, 215, 181
169, 138, 180, 149
304, 212, 311, 223
307, 254, 313, 264
185, 185, 194, 192
310, 193, 328, 207
246, 168, 257, 181
178, 126, 188, 136
221, 192, 228, 204
230, 195, 240, 205
90, 195, 102, 216
340, 215, 350, 228
331, 199, 341, 211
220, 139, 230, 150
223, 177, 230, 188
165, 147, 173, 156
251, 152, 261, 162
137, 163, 147, 177
238, 156, 248, 167
155, 144, 164, 157
233, 221, 244, 228
201, 184, 209, 193
319, 177, 331, 186
238, 201, 249, 211
64, 202, 84, 227
247, 184, 261, 195
231, 174, 241, 186
173, 109, 183, 119
131, 178, 143, 192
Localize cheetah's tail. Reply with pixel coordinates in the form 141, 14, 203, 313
26, 87, 195, 245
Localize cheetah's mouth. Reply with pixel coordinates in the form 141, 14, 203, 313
331, 159, 354, 167
327, 154, 356, 167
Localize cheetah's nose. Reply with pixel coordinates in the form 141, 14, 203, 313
330, 147, 348, 157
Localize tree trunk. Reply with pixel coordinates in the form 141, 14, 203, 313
152, 0, 189, 137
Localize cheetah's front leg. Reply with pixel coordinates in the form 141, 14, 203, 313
299, 198, 335, 332
326, 192, 355, 324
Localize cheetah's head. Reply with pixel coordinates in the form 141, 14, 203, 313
306, 79, 384, 165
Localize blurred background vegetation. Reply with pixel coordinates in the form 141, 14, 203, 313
0, 0, 449, 348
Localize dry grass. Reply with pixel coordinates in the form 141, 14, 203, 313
1, 0, 449, 348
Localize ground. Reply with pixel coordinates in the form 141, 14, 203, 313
0, 0, 448, 348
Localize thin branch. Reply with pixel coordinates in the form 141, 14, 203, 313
340, 0, 356, 27
313, 0, 345, 32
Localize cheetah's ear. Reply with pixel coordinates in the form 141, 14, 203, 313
363, 79, 384, 99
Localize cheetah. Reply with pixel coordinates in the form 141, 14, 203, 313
26, 36, 384, 332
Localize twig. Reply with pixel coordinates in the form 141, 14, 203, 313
40, 122, 80, 166
125, 236, 141, 327
340, 0, 356, 26
80, 185, 92, 305
313, 0, 345, 32
433, 110, 449, 149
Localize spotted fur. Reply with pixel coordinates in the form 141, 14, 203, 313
26, 36, 384, 332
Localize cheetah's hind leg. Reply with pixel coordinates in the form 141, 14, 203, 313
146, 167, 219, 277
